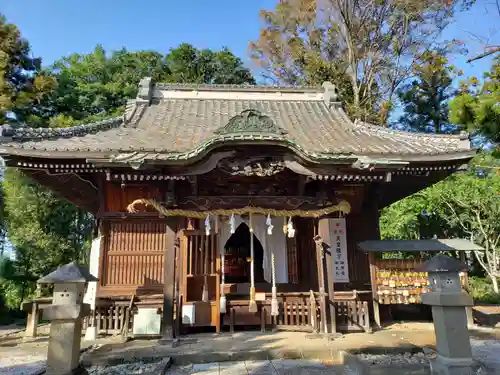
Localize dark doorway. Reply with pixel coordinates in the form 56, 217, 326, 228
224, 223, 265, 283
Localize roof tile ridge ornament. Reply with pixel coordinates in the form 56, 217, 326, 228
213, 109, 288, 137
322, 81, 343, 110
155, 82, 322, 93
0, 117, 122, 142
124, 76, 154, 127
353, 119, 472, 149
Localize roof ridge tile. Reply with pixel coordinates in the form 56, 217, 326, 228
0, 117, 123, 141
155, 82, 323, 93
353, 119, 469, 140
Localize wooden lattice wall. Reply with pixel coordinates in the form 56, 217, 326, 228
98, 219, 167, 297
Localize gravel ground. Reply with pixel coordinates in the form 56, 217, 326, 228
0, 354, 46, 375
85, 361, 163, 375
471, 339, 500, 371
357, 351, 433, 366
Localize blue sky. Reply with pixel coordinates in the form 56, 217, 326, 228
1, 0, 498, 82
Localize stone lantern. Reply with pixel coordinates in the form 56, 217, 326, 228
417, 254, 475, 375
38, 261, 98, 375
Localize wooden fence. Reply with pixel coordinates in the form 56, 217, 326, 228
81, 291, 370, 335
224, 292, 370, 333
273, 293, 320, 331
83, 305, 131, 334
335, 300, 370, 332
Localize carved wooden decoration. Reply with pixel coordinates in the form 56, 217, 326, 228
217, 156, 286, 177
197, 169, 299, 196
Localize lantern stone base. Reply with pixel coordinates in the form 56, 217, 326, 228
430, 354, 477, 375
45, 319, 83, 375
42, 304, 91, 375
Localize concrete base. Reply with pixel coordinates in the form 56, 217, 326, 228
430, 354, 476, 375
84, 326, 97, 341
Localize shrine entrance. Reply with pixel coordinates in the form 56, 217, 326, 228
224, 223, 265, 284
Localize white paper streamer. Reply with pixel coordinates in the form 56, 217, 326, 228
205, 214, 211, 236
266, 214, 274, 235
287, 217, 295, 238
229, 213, 236, 234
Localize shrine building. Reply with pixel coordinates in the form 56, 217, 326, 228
0, 78, 477, 337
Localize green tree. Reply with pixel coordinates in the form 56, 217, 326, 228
449, 56, 500, 143
249, 0, 460, 124
1, 169, 95, 308
33, 46, 168, 126
34, 43, 255, 127
165, 43, 255, 85
380, 154, 500, 293
1, 30, 257, 310
427, 155, 500, 293
398, 51, 461, 133
0, 14, 56, 123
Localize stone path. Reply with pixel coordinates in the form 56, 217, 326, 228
1, 322, 500, 374
82, 326, 439, 367
167, 360, 346, 375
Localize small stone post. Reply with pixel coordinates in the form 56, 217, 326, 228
38, 262, 98, 375
417, 254, 475, 375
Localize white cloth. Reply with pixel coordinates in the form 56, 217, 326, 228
83, 236, 102, 310
218, 215, 288, 284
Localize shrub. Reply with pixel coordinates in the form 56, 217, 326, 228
469, 277, 500, 304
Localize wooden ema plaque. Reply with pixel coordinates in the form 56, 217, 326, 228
255, 293, 266, 301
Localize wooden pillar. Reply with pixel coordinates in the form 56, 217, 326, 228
317, 218, 336, 334
25, 302, 39, 338
160, 218, 177, 343
368, 253, 381, 329
362, 185, 383, 331
215, 234, 221, 334
314, 231, 327, 333
459, 252, 475, 327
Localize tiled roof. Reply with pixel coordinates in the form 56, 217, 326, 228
155, 82, 322, 92
0, 79, 474, 164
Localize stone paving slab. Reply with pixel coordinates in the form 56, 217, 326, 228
81, 329, 438, 367
166, 360, 344, 375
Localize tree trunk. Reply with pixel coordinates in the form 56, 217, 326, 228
491, 275, 499, 294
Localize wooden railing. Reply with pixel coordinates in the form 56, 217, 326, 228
335, 300, 370, 332
83, 305, 130, 334
27, 292, 371, 337
273, 292, 320, 331
83, 296, 163, 335
85, 292, 371, 335
231, 291, 371, 333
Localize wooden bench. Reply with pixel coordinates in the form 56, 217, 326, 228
21, 297, 52, 338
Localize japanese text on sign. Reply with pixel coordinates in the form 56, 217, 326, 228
329, 218, 349, 283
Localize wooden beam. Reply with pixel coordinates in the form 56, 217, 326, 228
22, 169, 99, 213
